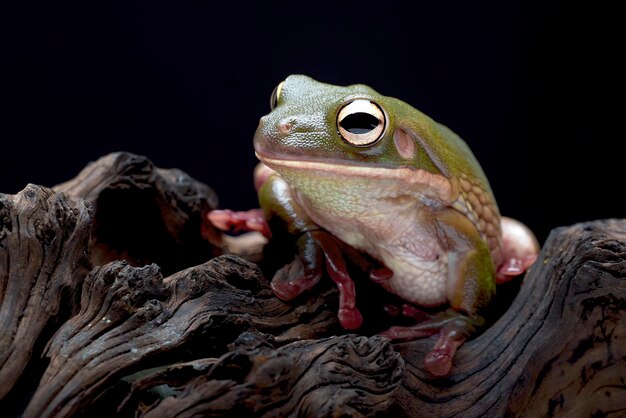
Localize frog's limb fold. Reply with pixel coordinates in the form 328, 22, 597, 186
369, 267, 394, 285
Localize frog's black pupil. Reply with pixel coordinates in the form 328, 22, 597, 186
340, 112, 380, 134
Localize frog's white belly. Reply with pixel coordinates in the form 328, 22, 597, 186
337, 224, 448, 306
305, 203, 450, 307
377, 250, 448, 306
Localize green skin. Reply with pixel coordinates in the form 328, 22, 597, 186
252, 75, 504, 376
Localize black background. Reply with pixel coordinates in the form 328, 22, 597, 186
2, 2, 622, 243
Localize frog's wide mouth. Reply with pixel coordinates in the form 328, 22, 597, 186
255, 151, 453, 197
255, 150, 384, 174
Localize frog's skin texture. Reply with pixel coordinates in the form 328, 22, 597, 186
208, 75, 539, 376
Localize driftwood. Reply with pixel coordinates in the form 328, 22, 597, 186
54, 152, 222, 276
0, 185, 92, 403
0, 152, 624, 417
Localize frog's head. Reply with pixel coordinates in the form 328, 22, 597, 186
253, 74, 446, 175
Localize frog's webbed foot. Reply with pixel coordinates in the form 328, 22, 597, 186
379, 309, 482, 376
497, 217, 540, 283
271, 230, 378, 330
207, 209, 271, 238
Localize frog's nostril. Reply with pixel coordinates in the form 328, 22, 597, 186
279, 122, 293, 134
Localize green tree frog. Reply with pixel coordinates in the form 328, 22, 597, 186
209, 75, 539, 376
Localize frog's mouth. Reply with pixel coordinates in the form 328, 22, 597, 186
255, 151, 454, 201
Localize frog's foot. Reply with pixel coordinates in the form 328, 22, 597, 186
207, 209, 271, 238
271, 255, 323, 302
270, 230, 364, 330
497, 217, 541, 284
379, 309, 481, 376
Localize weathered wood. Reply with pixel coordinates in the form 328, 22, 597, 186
54, 152, 222, 275
1, 153, 625, 418
22, 255, 338, 418
0, 185, 92, 400
392, 219, 626, 417
119, 332, 404, 417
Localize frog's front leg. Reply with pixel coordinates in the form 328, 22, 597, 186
207, 164, 276, 238
259, 171, 365, 329
381, 208, 495, 376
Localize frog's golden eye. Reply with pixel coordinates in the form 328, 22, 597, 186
270, 81, 285, 110
337, 100, 385, 146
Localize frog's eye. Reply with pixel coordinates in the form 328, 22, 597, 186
337, 100, 386, 146
270, 81, 285, 110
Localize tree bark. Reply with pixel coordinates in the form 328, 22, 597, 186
0, 152, 624, 417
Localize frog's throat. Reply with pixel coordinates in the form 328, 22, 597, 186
257, 153, 456, 203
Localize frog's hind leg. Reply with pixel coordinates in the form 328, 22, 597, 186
379, 309, 482, 376
379, 207, 494, 376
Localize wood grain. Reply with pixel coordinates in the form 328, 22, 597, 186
0, 152, 624, 417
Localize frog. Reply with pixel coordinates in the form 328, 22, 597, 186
209, 75, 539, 376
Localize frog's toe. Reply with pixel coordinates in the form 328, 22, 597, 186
424, 349, 453, 376
271, 257, 322, 301
207, 209, 270, 237
338, 307, 363, 330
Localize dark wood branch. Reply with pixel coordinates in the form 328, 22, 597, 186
22, 255, 338, 418
54, 152, 222, 275
0, 185, 92, 400
120, 332, 404, 417
1, 153, 624, 417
